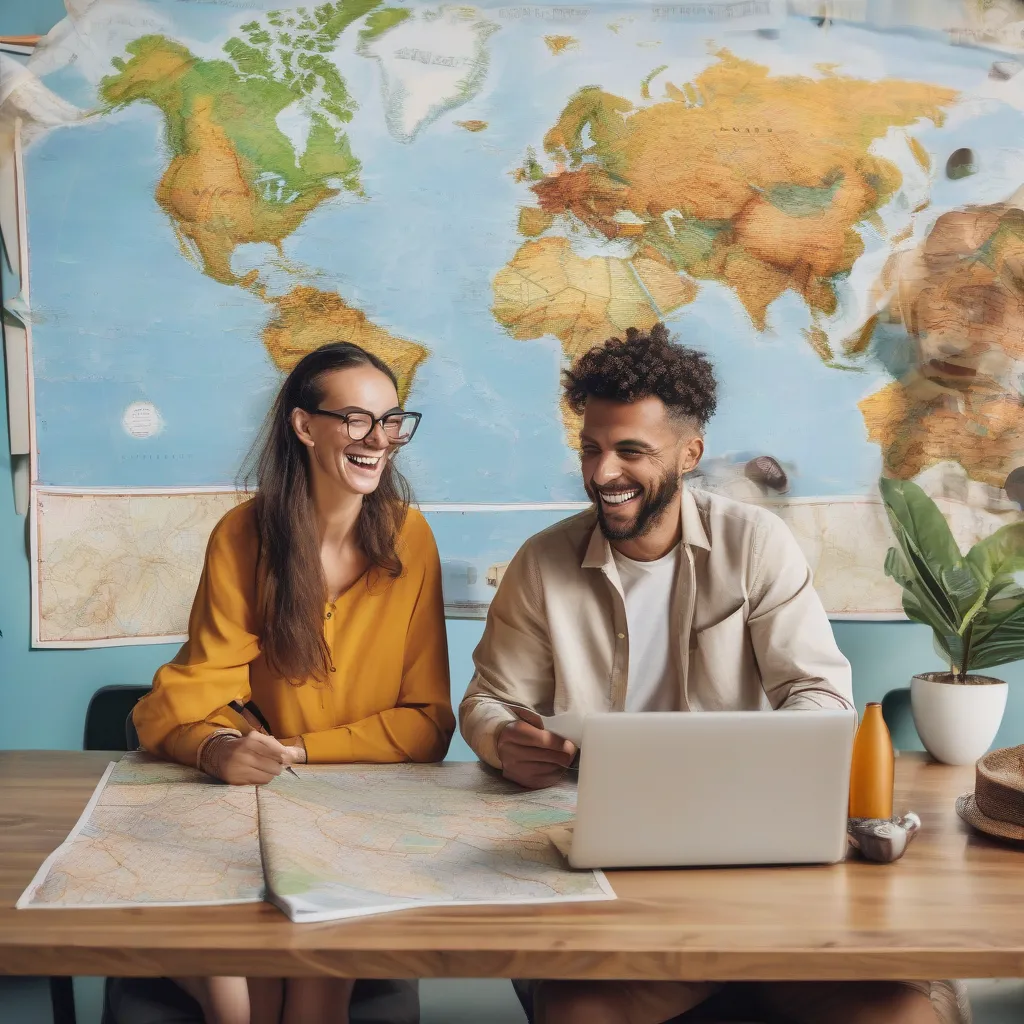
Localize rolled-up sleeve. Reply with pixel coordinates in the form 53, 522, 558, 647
460, 543, 553, 768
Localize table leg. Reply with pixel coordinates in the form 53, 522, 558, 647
49, 976, 77, 1024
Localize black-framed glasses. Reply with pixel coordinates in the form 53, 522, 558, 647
307, 406, 422, 445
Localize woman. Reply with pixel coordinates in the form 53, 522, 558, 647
134, 341, 455, 1024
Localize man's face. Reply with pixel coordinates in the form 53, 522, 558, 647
579, 396, 704, 542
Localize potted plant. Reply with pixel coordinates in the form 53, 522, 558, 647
880, 477, 1024, 765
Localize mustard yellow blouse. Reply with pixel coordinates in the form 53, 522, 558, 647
134, 500, 455, 768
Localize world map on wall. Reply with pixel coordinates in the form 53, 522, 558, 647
7, 0, 1024, 645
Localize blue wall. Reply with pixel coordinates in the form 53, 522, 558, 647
2, 0, 1023, 758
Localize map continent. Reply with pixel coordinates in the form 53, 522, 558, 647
97, 0, 432, 394
856, 198, 1024, 487
495, 49, 958, 442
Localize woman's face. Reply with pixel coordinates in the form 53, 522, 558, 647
291, 365, 401, 498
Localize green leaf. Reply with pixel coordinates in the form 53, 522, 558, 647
879, 478, 961, 626
967, 636, 1024, 671
966, 538, 1024, 672
879, 477, 1024, 674
933, 630, 962, 671
884, 544, 958, 638
880, 478, 963, 571
941, 563, 982, 615
985, 578, 1024, 606
900, 574, 959, 640
957, 521, 1024, 653
971, 597, 1024, 653
941, 563, 980, 598
904, 540, 961, 630
966, 522, 1024, 586
883, 546, 914, 589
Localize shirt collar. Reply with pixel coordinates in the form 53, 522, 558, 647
581, 483, 710, 570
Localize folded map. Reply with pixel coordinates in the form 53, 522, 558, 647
18, 752, 614, 922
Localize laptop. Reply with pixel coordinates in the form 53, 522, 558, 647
567, 710, 856, 869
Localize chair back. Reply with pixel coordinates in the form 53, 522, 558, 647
880, 686, 920, 751
84, 685, 150, 751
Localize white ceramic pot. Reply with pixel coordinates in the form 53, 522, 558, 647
910, 673, 1008, 766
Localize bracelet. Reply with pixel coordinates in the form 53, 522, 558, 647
197, 731, 241, 779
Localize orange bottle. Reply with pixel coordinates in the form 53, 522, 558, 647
848, 702, 894, 820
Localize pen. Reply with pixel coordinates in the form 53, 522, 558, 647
228, 699, 301, 779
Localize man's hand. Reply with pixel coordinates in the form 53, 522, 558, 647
497, 720, 577, 789
207, 732, 302, 785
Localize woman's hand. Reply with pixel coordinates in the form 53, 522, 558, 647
204, 732, 303, 785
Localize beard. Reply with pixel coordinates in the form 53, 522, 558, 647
592, 471, 680, 542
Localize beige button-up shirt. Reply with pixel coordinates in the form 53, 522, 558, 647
460, 487, 854, 769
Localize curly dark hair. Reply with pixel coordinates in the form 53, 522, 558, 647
562, 323, 718, 428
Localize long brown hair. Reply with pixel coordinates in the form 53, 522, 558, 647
241, 342, 412, 683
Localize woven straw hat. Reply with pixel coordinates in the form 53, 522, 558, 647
956, 746, 1024, 843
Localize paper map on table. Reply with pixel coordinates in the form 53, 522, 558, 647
17, 754, 264, 909
18, 753, 613, 921
257, 763, 613, 922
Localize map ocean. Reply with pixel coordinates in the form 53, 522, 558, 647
16, 0, 1024, 641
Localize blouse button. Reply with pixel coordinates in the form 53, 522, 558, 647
616, 633, 625, 640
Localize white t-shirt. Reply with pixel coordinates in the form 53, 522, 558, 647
611, 544, 682, 712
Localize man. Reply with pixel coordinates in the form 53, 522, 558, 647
460, 325, 963, 1024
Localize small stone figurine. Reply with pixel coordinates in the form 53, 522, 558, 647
847, 812, 921, 863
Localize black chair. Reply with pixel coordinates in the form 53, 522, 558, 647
84, 684, 150, 751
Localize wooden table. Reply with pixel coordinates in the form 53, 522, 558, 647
1, 750, 1023, 981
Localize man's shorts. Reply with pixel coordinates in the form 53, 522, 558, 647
512, 978, 970, 1024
